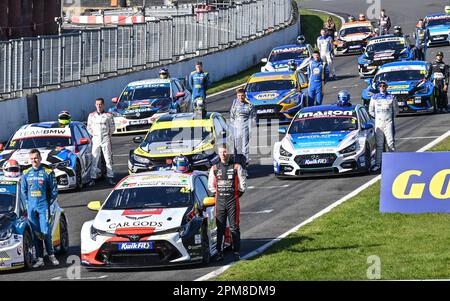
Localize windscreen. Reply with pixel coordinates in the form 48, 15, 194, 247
269, 48, 309, 62
144, 126, 212, 144
0, 184, 17, 214
6, 136, 72, 150
340, 26, 371, 36
374, 70, 426, 82
289, 112, 358, 133
426, 17, 450, 27
366, 40, 405, 52
102, 186, 192, 209
120, 84, 171, 101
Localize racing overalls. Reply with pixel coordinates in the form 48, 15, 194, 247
208, 159, 247, 254
87, 111, 115, 179
188, 70, 210, 101
317, 35, 335, 77
230, 98, 256, 165
21, 166, 58, 259
378, 15, 391, 35
414, 26, 427, 61
431, 60, 449, 111
307, 59, 329, 106
369, 92, 399, 167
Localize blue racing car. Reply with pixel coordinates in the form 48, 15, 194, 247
358, 35, 416, 78
424, 13, 450, 46
260, 44, 313, 72
361, 61, 435, 114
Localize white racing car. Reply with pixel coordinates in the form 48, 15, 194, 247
81, 170, 230, 268
273, 104, 376, 178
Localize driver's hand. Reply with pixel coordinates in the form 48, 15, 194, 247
444, 85, 448, 92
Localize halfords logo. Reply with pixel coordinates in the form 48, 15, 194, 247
380, 152, 450, 213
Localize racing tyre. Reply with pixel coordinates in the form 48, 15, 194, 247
56, 215, 69, 255
22, 230, 33, 269
201, 224, 210, 264
75, 161, 83, 191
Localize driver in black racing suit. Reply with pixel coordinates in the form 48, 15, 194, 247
431, 51, 449, 113
208, 144, 247, 262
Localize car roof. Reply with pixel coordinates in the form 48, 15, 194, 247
126, 78, 172, 87
425, 13, 450, 18
301, 105, 357, 113
18, 121, 81, 130
115, 170, 206, 190
341, 21, 372, 28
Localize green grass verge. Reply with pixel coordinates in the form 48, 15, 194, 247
300, 8, 342, 47
215, 137, 450, 280
206, 8, 341, 94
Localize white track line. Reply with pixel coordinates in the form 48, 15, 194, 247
195, 129, 450, 281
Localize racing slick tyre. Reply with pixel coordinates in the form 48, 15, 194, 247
55, 215, 69, 255
75, 161, 83, 191
23, 230, 34, 269
201, 224, 211, 264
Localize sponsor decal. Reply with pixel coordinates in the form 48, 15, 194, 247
194, 234, 201, 245
296, 110, 354, 119
380, 152, 450, 213
118, 242, 153, 251
254, 93, 279, 100
426, 15, 450, 21
369, 37, 404, 45
272, 47, 307, 53
129, 120, 149, 125
125, 108, 155, 114
12, 128, 71, 140
108, 221, 163, 229
303, 158, 328, 165
388, 85, 410, 89
257, 108, 275, 114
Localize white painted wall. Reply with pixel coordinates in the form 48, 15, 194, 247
1, 21, 299, 140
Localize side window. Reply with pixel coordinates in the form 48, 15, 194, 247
297, 72, 307, 86
174, 80, 184, 92
199, 175, 212, 196
217, 115, 228, 131
79, 124, 91, 138
359, 108, 371, 123
171, 82, 180, 95
213, 117, 224, 142
73, 125, 83, 144
194, 177, 209, 203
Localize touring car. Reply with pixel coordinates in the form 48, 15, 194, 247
0, 122, 93, 190
358, 35, 416, 78
0, 176, 68, 271
260, 44, 313, 72
362, 61, 435, 114
81, 170, 228, 268
273, 105, 376, 178
424, 13, 450, 46
109, 78, 191, 134
128, 112, 231, 173
245, 71, 308, 124
333, 21, 375, 55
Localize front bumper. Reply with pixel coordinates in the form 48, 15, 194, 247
0, 235, 24, 271
358, 64, 379, 77
54, 168, 77, 191
273, 148, 367, 177
128, 152, 219, 174
427, 34, 450, 46
335, 41, 365, 55
395, 94, 435, 114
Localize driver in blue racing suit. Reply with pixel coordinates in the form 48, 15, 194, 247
21, 149, 59, 268
188, 61, 210, 102
307, 51, 329, 106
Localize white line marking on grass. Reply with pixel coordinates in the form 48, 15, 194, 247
195, 129, 450, 281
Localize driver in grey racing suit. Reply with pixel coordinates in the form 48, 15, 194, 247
230, 88, 255, 166
369, 81, 399, 172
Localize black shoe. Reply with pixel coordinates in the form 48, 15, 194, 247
108, 178, 116, 186
216, 252, 224, 262
87, 180, 95, 187
233, 252, 240, 261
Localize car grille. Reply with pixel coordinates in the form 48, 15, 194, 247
371, 58, 395, 66
254, 104, 285, 120
294, 153, 337, 168
96, 241, 182, 267
124, 110, 157, 120
126, 124, 152, 132
430, 34, 448, 41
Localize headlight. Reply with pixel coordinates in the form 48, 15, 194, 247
90, 225, 114, 241
132, 154, 150, 165
280, 95, 297, 105
339, 142, 357, 154
280, 145, 292, 157
54, 159, 71, 169
0, 226, 13, 241
416, 86, 428, 94
178, 222, 191, 238
111, 111, 122, 117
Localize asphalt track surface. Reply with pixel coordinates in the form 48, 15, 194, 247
1, 0, 450, 281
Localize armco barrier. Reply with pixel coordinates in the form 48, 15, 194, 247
0, 2, 300, 141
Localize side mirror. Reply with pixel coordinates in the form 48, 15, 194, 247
261, 58, 268, 63
0, 143, 4, 152
361, 123, 374, 130
87, 201, 102, 211
176, 92, 185, 98
133, 136, 143, 144
203, 197, 215, 207
78, 138, 90, 145
112, 97, 119, 103
278, 127, 287, 134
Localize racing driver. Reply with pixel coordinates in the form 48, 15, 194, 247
368, 81, 399, 172
87, 98, 116, 186
431, 51, 449, 113
208, 144, 247, 261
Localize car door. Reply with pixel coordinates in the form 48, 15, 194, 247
174, 79, 189, 111
358, 107, 376, 151
194, 175, 217, 247
75, 123, 93, 177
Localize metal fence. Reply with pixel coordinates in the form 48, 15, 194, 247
0, 0, 295, 98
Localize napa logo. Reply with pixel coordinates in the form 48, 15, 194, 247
254, 93, 279, 100
380, 152, 450, 213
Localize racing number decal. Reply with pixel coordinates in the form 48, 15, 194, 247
180, 187, 191, 193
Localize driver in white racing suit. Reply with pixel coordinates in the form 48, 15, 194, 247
368, 81, 399, 172
317, 29, 335, 79
87, 98, 116, 186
